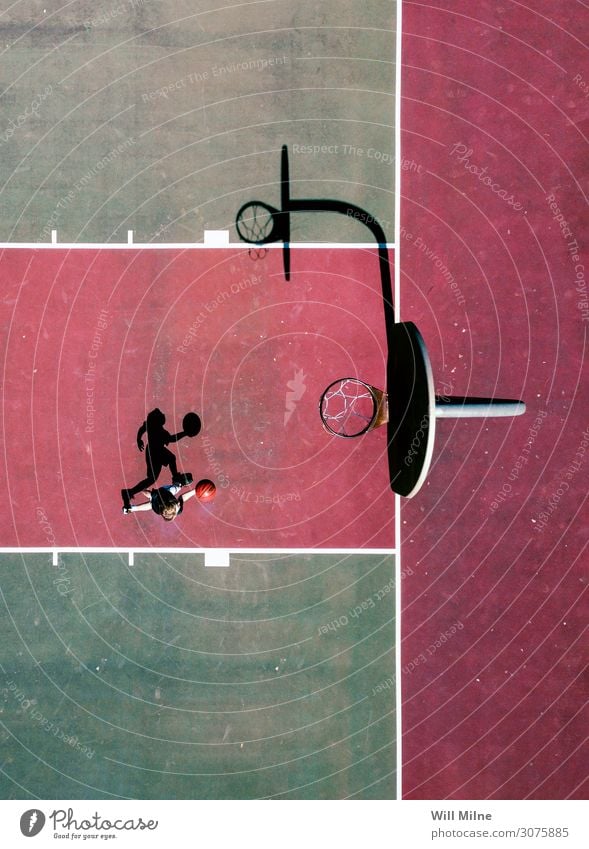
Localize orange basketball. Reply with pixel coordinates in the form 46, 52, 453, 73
195, 479, 216, 502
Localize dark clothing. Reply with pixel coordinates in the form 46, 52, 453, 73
124, 408, 185, 500
151, 486, 184, 516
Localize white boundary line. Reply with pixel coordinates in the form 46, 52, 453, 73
0, 77, 403, 794
0, 240, 396, 250
395, 0, 404, 802
0, 547, 397, 555
0, 235, 398, 558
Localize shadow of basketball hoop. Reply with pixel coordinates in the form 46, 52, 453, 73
235, 146, 526, 498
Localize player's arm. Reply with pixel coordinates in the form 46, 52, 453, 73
167, 430, 186, 443
182, 488, 197, 502
136, 421, 147, 452
124, 491, 153, 513
128, 501, 153, 512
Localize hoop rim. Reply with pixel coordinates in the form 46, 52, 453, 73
235, 200, 281, 245
319, 377, 380, 439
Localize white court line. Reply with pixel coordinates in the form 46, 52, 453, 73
394, 0, 404, 802
0, 100, 403, 795
205, 550, 230, 568
204, 229, 230, 246
2, 547, 397, 555
0, 241, 395, 250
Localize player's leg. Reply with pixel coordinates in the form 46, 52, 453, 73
122, 449, 162, 506
161, 446, 192, 485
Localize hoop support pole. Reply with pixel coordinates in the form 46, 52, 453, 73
434, 397, 526, 418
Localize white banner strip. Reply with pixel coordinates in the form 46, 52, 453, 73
1, 801, 587, 848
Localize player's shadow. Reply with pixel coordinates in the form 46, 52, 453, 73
122, 408, 197, 507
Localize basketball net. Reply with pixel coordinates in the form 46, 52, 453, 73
320, 378, 389, 438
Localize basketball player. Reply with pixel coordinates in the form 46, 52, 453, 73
122, 482, 197, 521
121, 408, 193, 511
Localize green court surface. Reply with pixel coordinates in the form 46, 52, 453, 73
1, 0, 396, 244
0, 552, 395, 799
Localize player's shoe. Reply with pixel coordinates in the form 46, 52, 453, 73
172, 472, 193, 486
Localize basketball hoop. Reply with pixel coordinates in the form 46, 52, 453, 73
236, 201, 280, 245
320, 378, 388, 438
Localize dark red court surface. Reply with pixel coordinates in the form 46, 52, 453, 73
0, 247, 395, 550
401, 2, 588, 799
